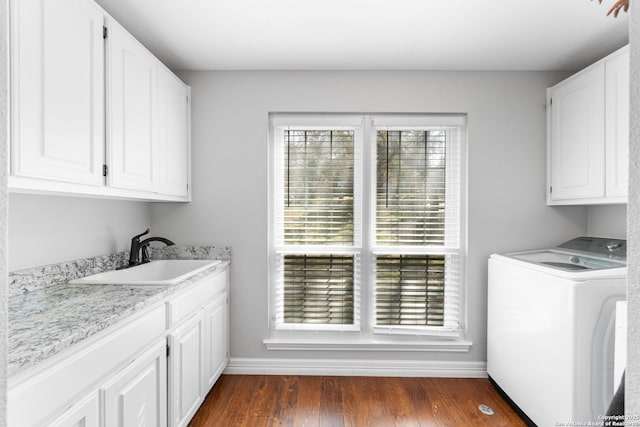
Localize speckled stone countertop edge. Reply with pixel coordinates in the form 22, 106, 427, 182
8, 246, 231, 378
9, 245, 231, 297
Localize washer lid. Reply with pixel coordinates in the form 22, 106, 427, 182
508, 249, 626, 272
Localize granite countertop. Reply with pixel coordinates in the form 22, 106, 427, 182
8, 246, 230, 378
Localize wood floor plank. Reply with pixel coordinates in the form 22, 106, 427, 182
268, 375, 300, 427
291, 375, 322, 427
402, 377, 449, 427
383, 378, 421, 426
188, 375, 528, 427
342, 377, 405, 427
248, 375, 281, 418
319, 377, 346, 427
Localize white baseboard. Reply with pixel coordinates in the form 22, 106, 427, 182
225, 357, 487, 378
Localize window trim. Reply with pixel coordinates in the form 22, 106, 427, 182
270, 115, 363, 332
368, 122, 466, 337
267, 113, 468, 350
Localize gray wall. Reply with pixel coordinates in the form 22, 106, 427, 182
587, 205, 627, 238
8, 194, 150, 271
150, 70, 587, 365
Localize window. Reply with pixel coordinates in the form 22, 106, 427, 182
269, 114, 466, 346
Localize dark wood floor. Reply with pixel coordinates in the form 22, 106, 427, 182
188, 375, 528, 426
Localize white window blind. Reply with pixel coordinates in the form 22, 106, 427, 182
281, 254, 355, 324
283, 130, 354, 245
376, 130, 446, 246
270, 114, 465, 338
375, 254, 445, 325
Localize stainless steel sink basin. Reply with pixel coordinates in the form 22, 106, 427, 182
69, 260, 221, 285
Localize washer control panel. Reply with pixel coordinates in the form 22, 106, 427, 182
558, 237, 627, 260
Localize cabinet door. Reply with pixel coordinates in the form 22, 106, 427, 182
10, 0, 104, 185
107, 18, 156, 192
157, 65, 190, 197
548, 63, 605, 202
605, 47, 629, 199
48, 392, 100, 427
204, 292, 229, 391
102, 341, 168, 427
169, 312, 205, 427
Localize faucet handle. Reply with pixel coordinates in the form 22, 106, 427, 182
128, 229, 150, 267
132, 228, 150, 242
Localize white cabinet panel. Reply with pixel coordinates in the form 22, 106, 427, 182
107, 18, 156, 192
157, 65, 190, 197
204, 291, 229, 390
10, 0, 104, 185
169, 312, 205, 427
547, 45, 629, 205
48, 392, 99, 427
605, 50, 630, 198
102, 340, 168, 427
548, 63, 605, 201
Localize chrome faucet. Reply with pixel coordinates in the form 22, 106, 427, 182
128, 228, 175, 267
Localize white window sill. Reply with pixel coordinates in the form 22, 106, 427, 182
263, 337, 473, 352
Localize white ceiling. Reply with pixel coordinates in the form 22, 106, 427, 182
94, 0, 629, 72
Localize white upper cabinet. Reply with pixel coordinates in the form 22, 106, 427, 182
106, 18, 157, 192
605, 50, 630, 199
156, 65, 190, 197
10, 0, 105, 186
548, 64, 605, 201
9, 0, 191, 201
547, 45, 629, 205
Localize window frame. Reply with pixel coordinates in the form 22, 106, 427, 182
269, 114, 364, 333
267, 113, 468, 349
368, 117, 466, 338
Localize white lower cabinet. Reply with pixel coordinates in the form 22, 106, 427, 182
168, 312, 205, 427
102, 340, 168, 427
204, 292, 229, 390
167, 268, 230, 427
48, 391, 100, 427
9, 266, 229, 427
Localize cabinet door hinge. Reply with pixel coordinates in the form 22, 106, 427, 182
103, 26, 108, 39
102, 164, 108, 177
166, 344, 170, 358
549, 97, 553, 106
550, 186, 553, 194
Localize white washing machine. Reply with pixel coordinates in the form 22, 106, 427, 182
487, 237, 626, 427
